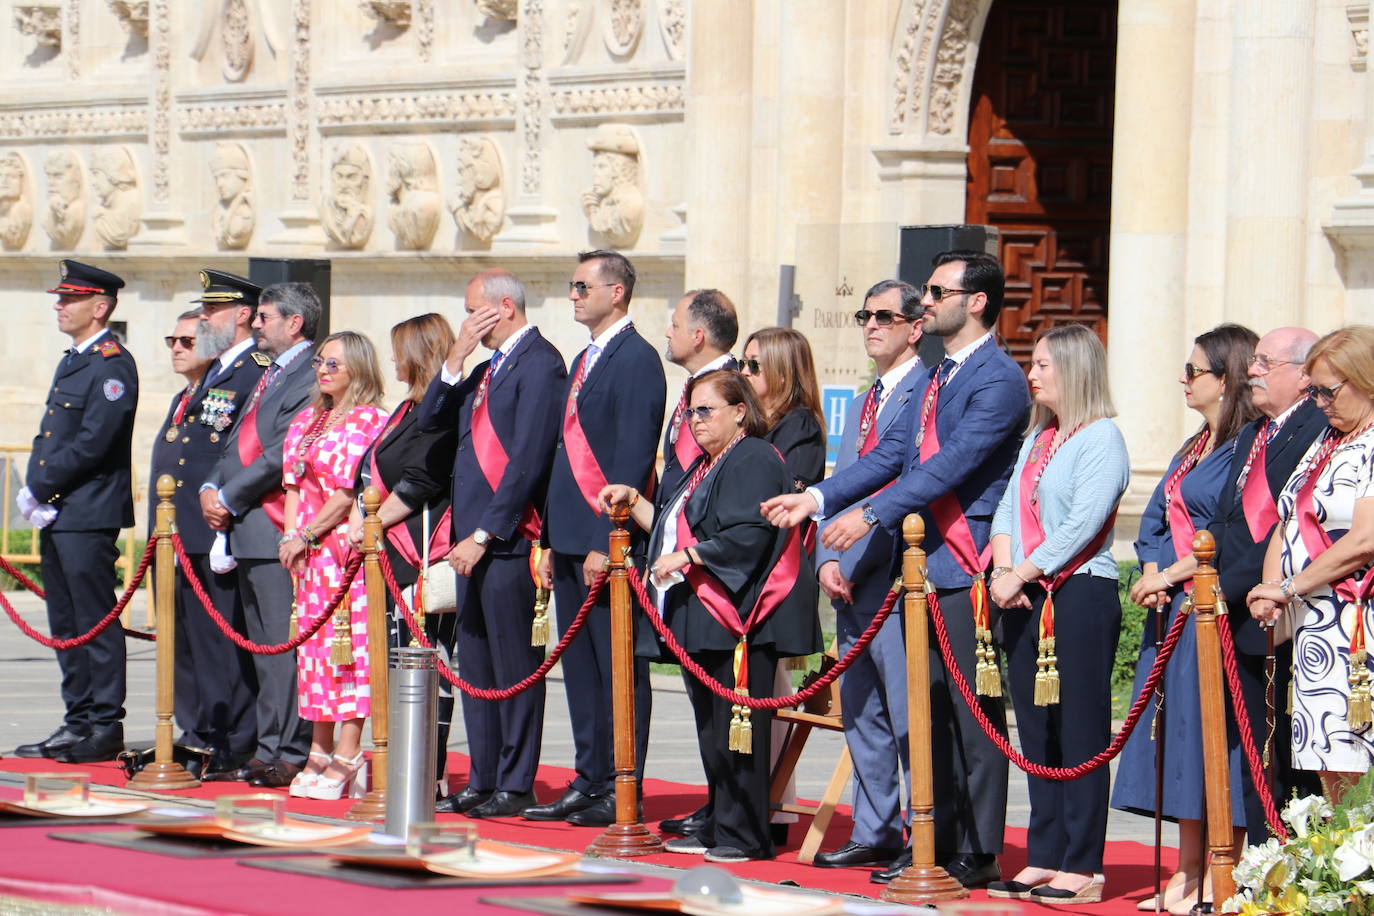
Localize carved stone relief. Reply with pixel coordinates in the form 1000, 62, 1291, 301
321, 142, 374, 249
477, 0, 517, 21
582, 123, 642, 248
657, 0, 683, 60
90, 146, 142, 250
450, 135, 505, 243
0, 152, 34, 251
1351, 3, 1369, 71
222, 0, 254, 82
15, 4, 62, 49
211, 142, 254, 249
562, 0, 592, 63
603, 0, 643, 56
108, 0, 150, 38
929, 0, 978, 135
889, 0, 987, 138
386, 141, 440, 250
361, 0, 411, 28
42, 151, 85, 249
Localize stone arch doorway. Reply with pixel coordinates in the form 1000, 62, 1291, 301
963, 0, 1118, 365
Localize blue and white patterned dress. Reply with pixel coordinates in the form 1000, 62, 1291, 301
1275, 426, 1374, 772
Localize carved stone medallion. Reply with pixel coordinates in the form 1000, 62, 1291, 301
322, 142, 375, 249
211, 142, 254, 249
602, 0, 643, 56
450, 135, 505, 244
386, 140, 440, 250
90, 146, 142, 250
222, 0, 253, 82
582, 122, 643, 248
657, 0, 683, 59
0, 152, 33, 250
41, 151, 84, 249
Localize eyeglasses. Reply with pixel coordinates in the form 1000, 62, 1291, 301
568, 281, 615, 297
1305, 380, 1347, 404
853, 309, 908, 327
685, 405, 724, 421
1247, 353, 1297, 373
920, 284, 971, 302
164, 335, 195, 350
740, 358, 761, 376
1183, 363, 1222, 382
311, 356, 347, 373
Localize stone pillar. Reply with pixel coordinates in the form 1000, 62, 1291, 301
682, 0, 755, 300
1327, 10, 1374, 324
1222, 0, 1315, 330
1107, 0, 1197, 519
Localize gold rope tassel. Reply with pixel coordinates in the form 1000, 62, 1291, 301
975, 627, 1002, 697
1349, 649, 1372, 730
530, 587, 550, 647
1034, 636, 1060, 706
737, 705, 753, 755
288, 605, 300, 641
728, 639, 753, 755
331, 592, 355, 666
410, 580, 426, 649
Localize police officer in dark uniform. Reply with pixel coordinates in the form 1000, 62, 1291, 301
150, 270, 268, 778
14, 260, 139, 763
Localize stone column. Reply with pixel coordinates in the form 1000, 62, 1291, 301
1107, 0, 1197, 519
1222, 0, 1315, 330
682, 0, 755, 299
1326, 11, 1374, 324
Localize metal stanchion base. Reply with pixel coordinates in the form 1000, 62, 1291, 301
126, 762, 200, 791
346, 789, 386, 822
586, 823, 666, 857
881, 866, 969, 905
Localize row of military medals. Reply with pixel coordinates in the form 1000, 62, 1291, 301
165, 382, 237, 442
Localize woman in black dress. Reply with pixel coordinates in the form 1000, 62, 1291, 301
741, 327, 826, 489
601, 370, 821, 862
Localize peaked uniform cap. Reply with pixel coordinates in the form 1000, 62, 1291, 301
193, 269, 262, 306
47, 260, 125, 297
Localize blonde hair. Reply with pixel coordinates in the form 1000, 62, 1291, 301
744, 327, 824, 430
391, 313, 455, 403
1027, 324, 1116, 434
1305, 325, 1374, 399
312, 330, 384, 414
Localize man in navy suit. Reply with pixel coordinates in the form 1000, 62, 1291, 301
811, 280, 925, 870
764, 250, 1028, 887
525, 250, 666, 828
659, 289, 739, 501
1208, 326, 1325, 845
418, 269, 566, 818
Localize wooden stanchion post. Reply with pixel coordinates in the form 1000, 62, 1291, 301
883, 515, 967, 904
347, 487, 388, 821
128, 475, 199, 790
588, 505, 664, 856
1191, 530, 1237, 907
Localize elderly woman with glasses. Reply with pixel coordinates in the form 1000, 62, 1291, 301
278, 331, 389, 800
1111, 323, 1259, 914
600, 370, 821, 863
1248, 325, 1374, 804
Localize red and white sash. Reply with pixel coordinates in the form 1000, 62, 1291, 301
472, 361, 541, 540
1237, 421, 1280, 542
668, 389, 703, 470
561, 338, 619, 512
1162, 429, 1212, 592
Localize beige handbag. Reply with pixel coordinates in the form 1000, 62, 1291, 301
412, 505, 458, 615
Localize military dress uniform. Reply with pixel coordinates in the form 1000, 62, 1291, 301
19, 261, 138, 762
148, 270, 268, 772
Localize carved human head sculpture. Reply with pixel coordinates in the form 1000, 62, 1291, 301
457, 136, 501, 200
331, 143, 371, 205
386, 141, 439, 200
0, 153, 26, 202
90, 147, 137, 204
587, 123, 640, 197
211, 142, 251, 202
45, 151, 82, 206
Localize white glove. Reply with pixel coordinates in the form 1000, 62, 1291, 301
209, 532, 237, 574
16, 487, 37, 520
31, 504, 58, 529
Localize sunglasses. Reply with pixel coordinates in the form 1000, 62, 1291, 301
685, 405, 728, 421
1183, 363, 1222, 382
164, 335, 196, 350
1305, 380, 1347, 404
920, 284, 971, 302
568, 281, 614, 297
311, 356, 347, 373
740, 358, 761, 376
853, 309, 909, 327
1247, 353, 1297, 373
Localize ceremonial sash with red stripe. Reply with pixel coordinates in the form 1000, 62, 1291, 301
857, 383, 881, 457
237, 373, 286, 529
472, 362, 541, 540
668, 389, 703, 470
676, 437, 802, 688
1164, 430, 1211, 593
367, 401, 453, 568
1237, 421, 1280, 542
562, 346, 613, 513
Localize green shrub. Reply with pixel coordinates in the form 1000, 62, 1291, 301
0, 532, 147, 592
1113, 560, 1147, 720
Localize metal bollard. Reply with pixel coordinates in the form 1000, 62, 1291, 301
384, 646, 438, 837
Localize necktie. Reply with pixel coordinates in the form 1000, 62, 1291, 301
489, 349, 505, 376
62, 348, 75, 367
244, 362, 280, 417
937, 357, 956, 387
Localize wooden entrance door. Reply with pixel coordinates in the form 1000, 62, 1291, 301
965, 0, 1117, 365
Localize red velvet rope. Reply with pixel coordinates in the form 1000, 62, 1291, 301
929, 587, 1190, 780
628, 566, 901, 710
173, 533, 357, 655
1215, 602, 1289, 837
378, 548, 602, 699
0, 539, 156, 649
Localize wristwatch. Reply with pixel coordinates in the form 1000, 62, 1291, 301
472, 528, 491, 546
861, 504, 879, 527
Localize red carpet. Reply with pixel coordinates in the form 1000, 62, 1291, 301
0, 754, 1177, 914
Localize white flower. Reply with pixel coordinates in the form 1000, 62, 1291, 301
1222, 892, 1252, 912
1235, 837, 1293, 890
1309, 891, 1346, 913
1356, 879, 1374, 895
1335, 823, 1374, 882
1300, 878, 1321, 892
1283, 793, 1334, 838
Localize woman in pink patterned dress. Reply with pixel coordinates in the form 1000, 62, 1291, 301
278, 331, 388, 800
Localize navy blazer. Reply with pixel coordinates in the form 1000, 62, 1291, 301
419, 327, 566, 553
814, 338, 1029, 589
1208, 399, 1327, 654
545, 323, 667, 557
816, 360, 925, 585
28, 329, 138, 531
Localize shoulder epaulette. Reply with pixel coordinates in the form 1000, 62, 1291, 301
98, 340, 121, 358
251, 351, 271, 367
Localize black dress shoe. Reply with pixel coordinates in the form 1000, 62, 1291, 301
813, 841, 905, 869
200, 750, 250, 782
944, 853, 1000, 888
521, 786, 601, 821
437, 785, 493, 814
14, 725, 88, 758
870, 849, 912, 884
218, 757, 271, 783
250, 760, 301, 788
659, 804, 710, 836
565, 794, 619, 827
54, 725, 124, 763
466, 790, 537, 819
